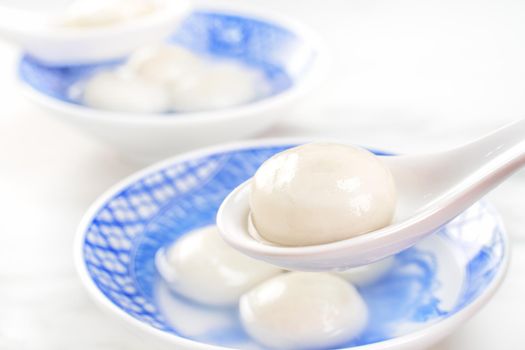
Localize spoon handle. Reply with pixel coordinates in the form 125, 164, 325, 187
449, 117, 525, 174
385, 118, 525, 223
368, 118, 525, 270
443, 117, 525, 212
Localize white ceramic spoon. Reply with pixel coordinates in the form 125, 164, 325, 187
217, 118, 525, 271
0, 0, 190, 65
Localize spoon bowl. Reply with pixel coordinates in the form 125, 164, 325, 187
0, 0, 190, 65
217, 119, 525, 271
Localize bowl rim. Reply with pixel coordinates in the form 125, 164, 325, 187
74, 138, 510, 350
17, 5, 327, 126
0, 0, 191, 39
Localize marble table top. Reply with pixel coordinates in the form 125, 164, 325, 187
1, 0, 525, 349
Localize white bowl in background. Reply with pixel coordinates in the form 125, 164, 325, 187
18, 7, 325, 163
0, 0, 191, 65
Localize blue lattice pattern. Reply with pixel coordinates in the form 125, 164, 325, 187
84, 153, 232, 329
83, 146, 292, 331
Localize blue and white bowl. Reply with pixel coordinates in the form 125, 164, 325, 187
18, 8, 324, 162
75, 139, 508, 350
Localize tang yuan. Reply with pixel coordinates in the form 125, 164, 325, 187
250, 143, 397, 246
156, 226, 282, 306
239, 272, 368, 349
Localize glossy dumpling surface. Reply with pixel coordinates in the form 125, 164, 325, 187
156, 225, 282, 306
239, 272, 368, 349
250, 143, 397, 246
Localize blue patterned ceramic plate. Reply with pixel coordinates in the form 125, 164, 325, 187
17, 9, 324, 162
18, 9, 320, 112
75, 140, 508, 350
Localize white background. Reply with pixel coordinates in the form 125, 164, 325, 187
1, 0, 525, 349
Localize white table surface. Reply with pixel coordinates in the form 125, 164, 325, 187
1, 0, 525, 349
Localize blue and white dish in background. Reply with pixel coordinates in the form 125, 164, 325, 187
75, 140, 508, 350
16, 9, 325, 163
19, 10, 316, 108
